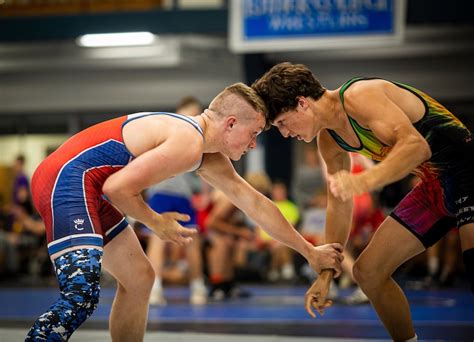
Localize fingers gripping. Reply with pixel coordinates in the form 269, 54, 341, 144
305, 293, 333, 318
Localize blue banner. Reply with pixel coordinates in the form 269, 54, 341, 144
243, 0, 395, 40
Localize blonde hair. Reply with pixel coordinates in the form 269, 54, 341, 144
211, 83, 268, 127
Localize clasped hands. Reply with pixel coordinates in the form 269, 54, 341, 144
304, 243, 344, 317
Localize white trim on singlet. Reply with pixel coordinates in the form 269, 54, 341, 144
82, 164, 127, 233
125, 112, 204, 136
124, 112, 205, 171
47, 233, 103, 248
105, 217, 127, 236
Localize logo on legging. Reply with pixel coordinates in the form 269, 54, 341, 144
74, 218, 85, 231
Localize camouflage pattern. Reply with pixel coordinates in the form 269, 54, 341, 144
26, 248, 102, 341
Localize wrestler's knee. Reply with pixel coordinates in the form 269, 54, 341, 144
63, 280, 101, 320
56, 248, 102, 320
141, 263, 155, 292
120, 259, 155, 295
353, 257, 384, 292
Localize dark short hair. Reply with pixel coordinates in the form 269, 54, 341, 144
252, 62, 326, 122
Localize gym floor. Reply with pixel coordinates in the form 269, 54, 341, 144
1, 285, 472, 341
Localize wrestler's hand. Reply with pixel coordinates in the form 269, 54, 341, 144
152, 212, 197, 245
307, 243, 344, 278
327, 170, 368, 201
305, 270, 334, 318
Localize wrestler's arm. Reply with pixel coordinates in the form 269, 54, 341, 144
345, 85, 431, 193
197, 153, 343, 274
319, 130, 354, 248
102, 134, 201, 242
317, 132, 354, 280
304, 133, 353, 316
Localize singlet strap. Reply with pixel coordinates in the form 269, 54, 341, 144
124, 112, 204, 137
338, 77, 367, 106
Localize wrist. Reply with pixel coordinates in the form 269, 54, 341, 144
319, 269, 335, 280
354, 172, 371, 194
302, 240, 314, 261
145, 212, 162, 229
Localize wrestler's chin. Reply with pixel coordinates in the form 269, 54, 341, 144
233, 149, 249, 161
230, 153, 243, 161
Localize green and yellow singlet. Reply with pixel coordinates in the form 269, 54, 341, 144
327, 77, 472, 182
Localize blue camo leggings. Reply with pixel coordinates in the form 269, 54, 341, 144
26, 248, 102, 341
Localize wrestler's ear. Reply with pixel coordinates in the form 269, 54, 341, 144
226, 116, 236, 130
297, 96, 308, 109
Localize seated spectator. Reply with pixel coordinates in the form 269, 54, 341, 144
205, 189, 255, 300
205, 172, 272, 300
261, 180, 300, 282
145, 96, 207, 306
292, 145, 325, 210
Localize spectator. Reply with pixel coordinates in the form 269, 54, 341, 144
146, 96, 207, 306
292, 145, 325, 209
12, 155, 30, 209
263, 180, 300, 282
206, 172, 272, 300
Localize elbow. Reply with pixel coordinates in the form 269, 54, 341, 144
405, 134, 431, 164
417, 137, 432, 162
102, 176, 141, 205
102, 180, 120, 203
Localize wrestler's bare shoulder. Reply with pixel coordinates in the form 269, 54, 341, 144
344, 79, 425, 123
123, 114, 204, 157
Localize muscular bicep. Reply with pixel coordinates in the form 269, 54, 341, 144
346, 86, 423, 146
104, 137, 201, 196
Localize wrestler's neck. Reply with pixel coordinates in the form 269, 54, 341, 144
309, 89, 347, 131
195, 112, 220, 154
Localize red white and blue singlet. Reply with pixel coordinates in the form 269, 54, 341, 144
31, 112, 203, 255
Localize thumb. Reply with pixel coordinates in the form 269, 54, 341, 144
330, 243, 344, 253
